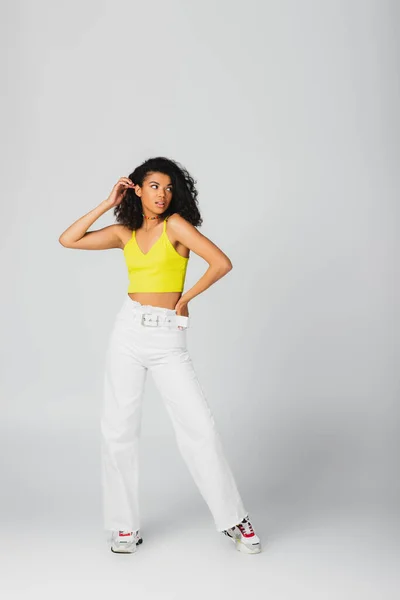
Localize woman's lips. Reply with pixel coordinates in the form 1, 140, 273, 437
155, 202, 165, 206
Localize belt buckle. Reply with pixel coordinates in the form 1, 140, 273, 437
141, 313, 159, 327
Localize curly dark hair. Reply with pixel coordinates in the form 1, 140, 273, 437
113, 156, 203, 230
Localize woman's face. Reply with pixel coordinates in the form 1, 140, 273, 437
135, 171, 173, 216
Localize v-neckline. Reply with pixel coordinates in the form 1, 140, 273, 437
134, 221, 165, 256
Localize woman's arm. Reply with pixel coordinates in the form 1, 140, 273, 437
183, 262, 232, 304
58, 177, 134, 250
59, 201, 122, 250
167, 213, 233, 304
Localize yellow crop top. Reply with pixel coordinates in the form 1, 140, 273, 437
123, 217, 189, 293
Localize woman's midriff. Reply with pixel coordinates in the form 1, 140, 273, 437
128, 291, 183, 310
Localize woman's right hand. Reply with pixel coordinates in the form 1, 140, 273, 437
104, 177, 136, 208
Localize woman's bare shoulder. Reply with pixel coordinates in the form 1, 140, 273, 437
118, 224, 135, 249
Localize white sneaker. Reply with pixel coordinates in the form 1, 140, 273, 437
222, 515, 262, 554
110, 529, 143, 554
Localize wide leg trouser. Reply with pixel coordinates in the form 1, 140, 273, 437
100, 296, 248, 534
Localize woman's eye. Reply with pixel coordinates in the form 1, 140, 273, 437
151, 184, 172, 191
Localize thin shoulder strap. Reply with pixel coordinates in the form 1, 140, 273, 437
163, 217, 168, 232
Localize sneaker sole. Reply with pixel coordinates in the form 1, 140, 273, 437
110, 537, 143, 554
223, 530, 262, 554
236, 540, 262, 554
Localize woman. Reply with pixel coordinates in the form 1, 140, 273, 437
59, 156, 262, 555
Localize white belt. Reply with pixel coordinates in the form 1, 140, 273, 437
138, 312, 190, 329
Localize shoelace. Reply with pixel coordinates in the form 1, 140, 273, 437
237, 517, 255, 537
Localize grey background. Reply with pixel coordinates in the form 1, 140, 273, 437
1, 0, 398, 598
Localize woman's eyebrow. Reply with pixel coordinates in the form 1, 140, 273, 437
149, 180, 172, 186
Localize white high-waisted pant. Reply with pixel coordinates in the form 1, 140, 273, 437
100, 295, 248, 533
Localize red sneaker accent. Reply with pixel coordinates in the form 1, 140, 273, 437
118, 531, 133, 536
238, 519, 255, 538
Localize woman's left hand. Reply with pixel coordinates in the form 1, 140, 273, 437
174, 296, 190, 317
